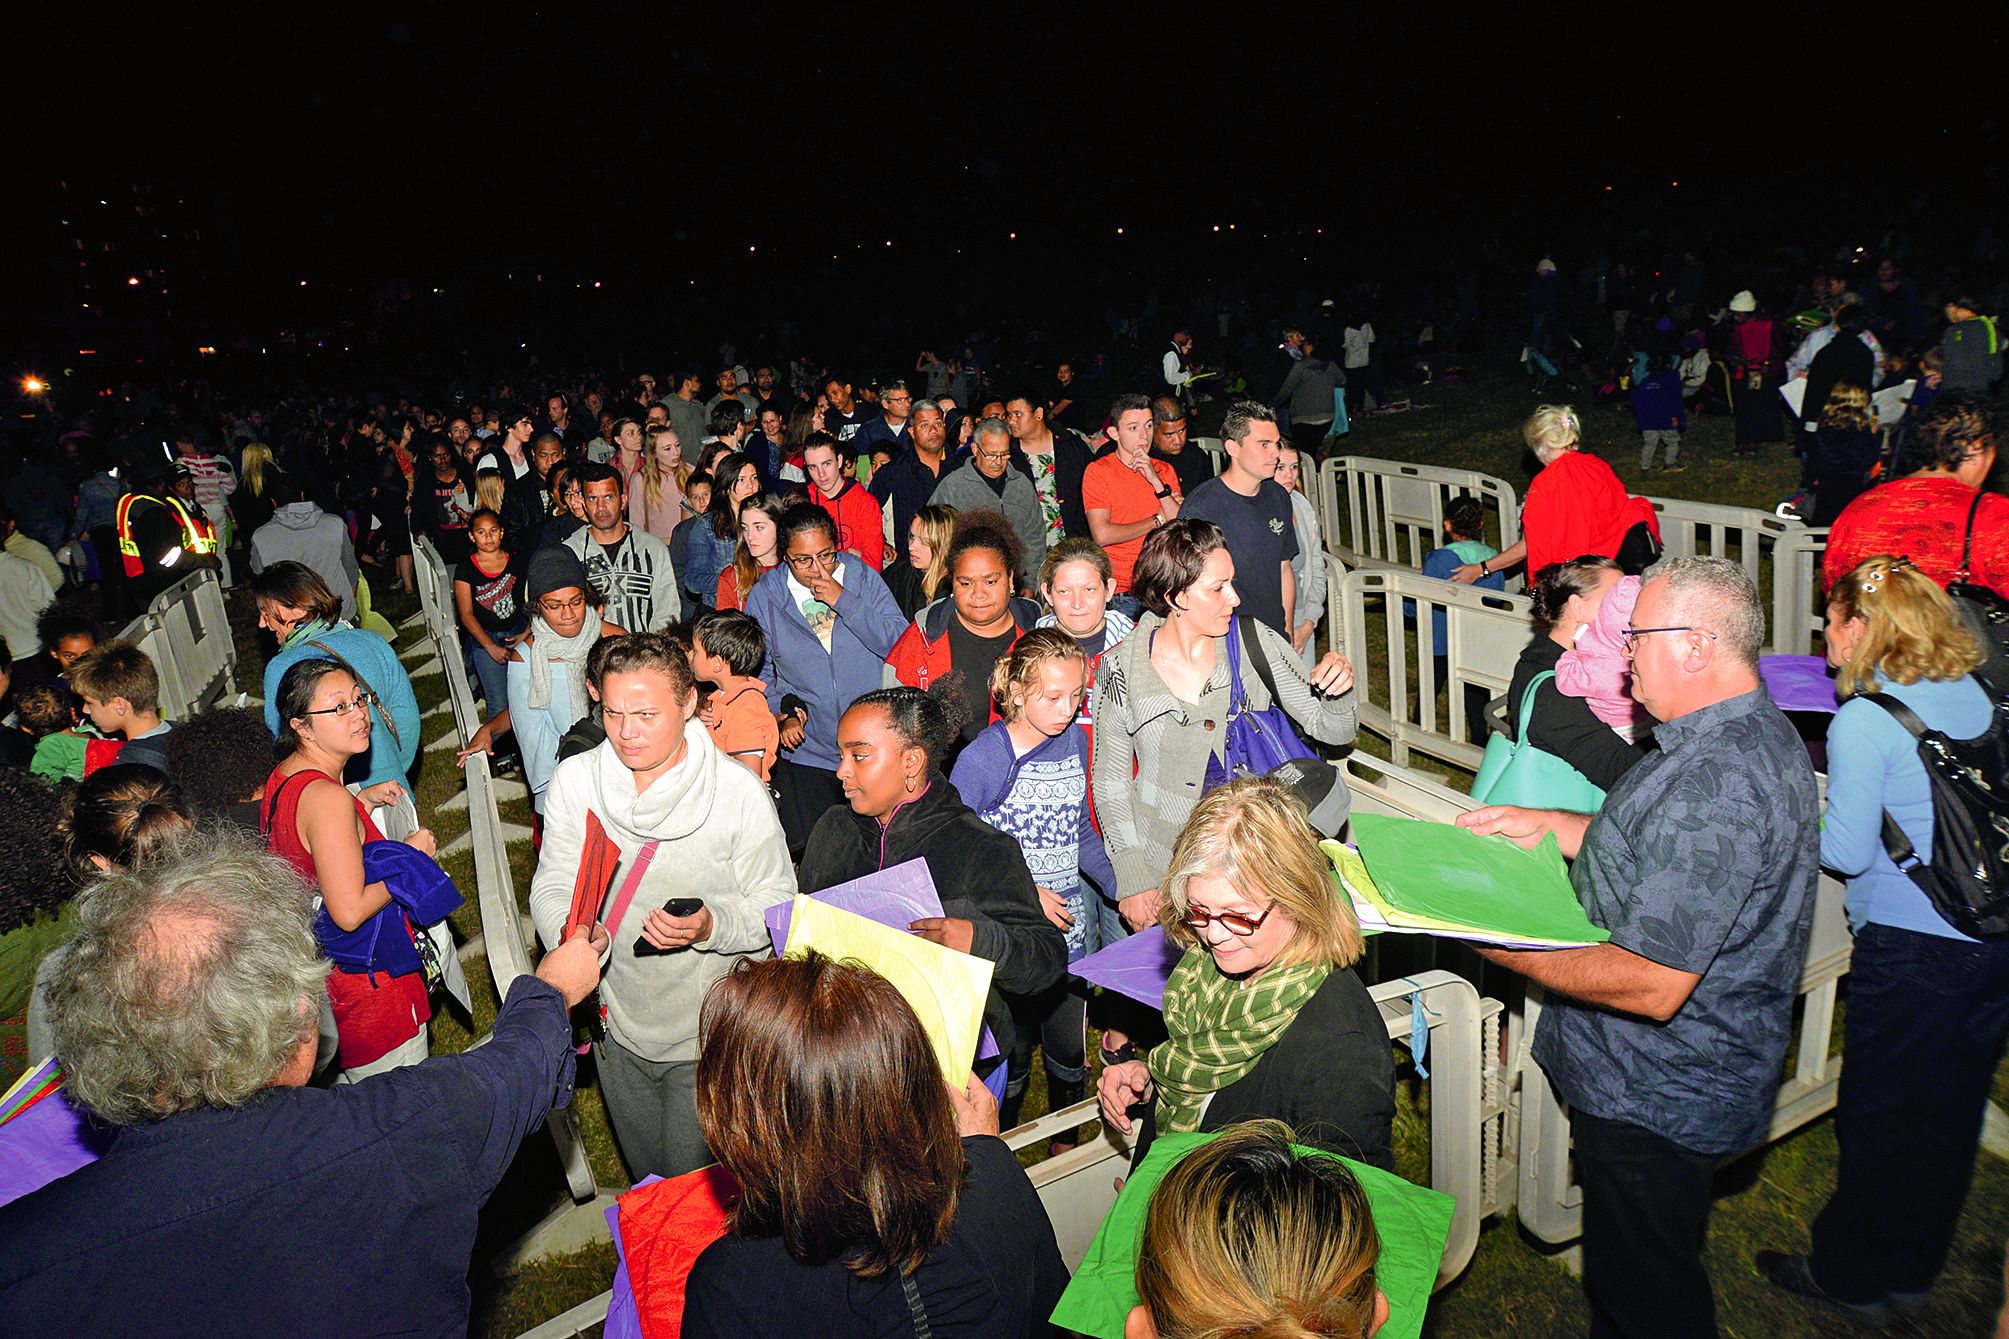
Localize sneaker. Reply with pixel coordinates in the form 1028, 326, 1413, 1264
1756, 1251, 1889, 1327
1663, 461, 1688, 473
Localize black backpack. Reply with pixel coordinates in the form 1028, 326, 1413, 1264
1865, 689, 2009, 939
1944, 491, 2009, 698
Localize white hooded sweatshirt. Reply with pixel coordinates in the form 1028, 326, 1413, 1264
529, 719, 793, 1063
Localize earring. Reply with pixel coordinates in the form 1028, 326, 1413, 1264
904, 774, 919, 792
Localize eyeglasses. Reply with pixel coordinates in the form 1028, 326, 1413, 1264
785, 549, 839, 570
1620, 626, 1716, 650
299, 692, 379, 720
1181, 903, 1276, 936
540, 594, 587, 615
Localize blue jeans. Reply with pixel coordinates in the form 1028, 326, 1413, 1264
463, 632, 513, 712
1809, 923, 2009, 1303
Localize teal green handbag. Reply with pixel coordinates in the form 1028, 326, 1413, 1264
1469, 671, 1607, 811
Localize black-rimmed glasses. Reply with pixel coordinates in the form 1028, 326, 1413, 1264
1181, 903, 1276, 936
299, 692, 379, 719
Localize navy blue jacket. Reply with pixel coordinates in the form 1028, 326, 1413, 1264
0, 977, 575, 1339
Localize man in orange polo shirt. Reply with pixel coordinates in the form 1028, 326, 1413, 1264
1081, 393, 1182, 592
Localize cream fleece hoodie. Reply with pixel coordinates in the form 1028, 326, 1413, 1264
529, 719, 793, 1063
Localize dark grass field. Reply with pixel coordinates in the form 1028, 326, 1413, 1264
229, 362, 2009, 1336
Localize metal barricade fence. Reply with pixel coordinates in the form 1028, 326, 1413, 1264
1642, 496, 1807, 652
1339, 567, 1533, 772
113, 569, 237, 720
1770, 526, 1830, 657
1317, 457, 1522, 576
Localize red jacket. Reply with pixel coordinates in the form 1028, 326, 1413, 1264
809, 480, 885, 570
885, 596, 1042, 697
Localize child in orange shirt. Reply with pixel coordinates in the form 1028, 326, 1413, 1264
691, 610, 780, 782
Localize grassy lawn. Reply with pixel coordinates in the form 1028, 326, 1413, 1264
229, 376, 2009, 1337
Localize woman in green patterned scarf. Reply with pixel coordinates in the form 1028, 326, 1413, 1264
1096, 776, 1395, 1169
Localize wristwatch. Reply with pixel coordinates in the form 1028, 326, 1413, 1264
1153, 485, 1172, 498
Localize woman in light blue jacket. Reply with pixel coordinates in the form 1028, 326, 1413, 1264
743, 504, 908, 855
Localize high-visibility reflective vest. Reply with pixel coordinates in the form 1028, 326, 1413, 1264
115, 493, 217, 577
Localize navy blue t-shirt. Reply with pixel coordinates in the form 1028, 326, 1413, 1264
1179, 476, 1300, 635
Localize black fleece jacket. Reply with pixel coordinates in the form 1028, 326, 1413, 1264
797, 773, 1068, 1060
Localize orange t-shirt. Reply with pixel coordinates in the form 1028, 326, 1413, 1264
706, 679, 779, 781
1081, 454, 1180, 591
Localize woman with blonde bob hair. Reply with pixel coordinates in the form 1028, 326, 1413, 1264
682, 953, 1068, 1337
1451, 403, 1660, 585
1097, 776, 1394, 1169
1129, 1118, 1388, 1339
1757, 554, 2009, 1317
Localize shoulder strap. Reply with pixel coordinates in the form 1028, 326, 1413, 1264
1516, 671, 1557, 736
601, 839, 663, 939
1861, 691, 1929, 739
1957, 490, 1986, 583
898, 1270, 935, 1339
1237, 616, 1280, 706
305, 639, 401, 747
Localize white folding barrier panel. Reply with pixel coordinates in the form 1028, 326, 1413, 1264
456, 644, 600, 1216
1642, 497, 1806, 652
114, 569, 237, 720
1317, 457, 1521, 576
1191, 435, 1226, 478
1339, 567, 1533, 771
1770, 526, 1830, 658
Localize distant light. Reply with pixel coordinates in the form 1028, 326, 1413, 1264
1008, 232, 1016, 240
126, 276, 140, 286
1670, 180, 1679, 187
748, 245, 757, 253
1854, 246, 1865, 253
1228, 223, 1236, 230
1605, 185, 1614, 191
299, 279, 308, 287
21, 376, 46, 394
885, 240, 892, 247
1116, 227, 1124, 235
432, 287, 441, 294
593, 280, 602, 288
1212, 225, 1221, 232
196, 346, 216, 356
77, 349, 96, 355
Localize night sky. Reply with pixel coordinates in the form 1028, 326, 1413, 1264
8, 8, 2002, 361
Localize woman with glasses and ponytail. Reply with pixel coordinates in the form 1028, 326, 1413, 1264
1096, 775, 1393, 1169
265, 657, 438, 1083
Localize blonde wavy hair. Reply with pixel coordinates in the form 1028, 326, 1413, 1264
1159, 776, 1364, 972
1524, 404, 1582, 465
641, 424, 688, 508
988, 627, 1087, 723
1819, 382, 1874, 434
910, 503, 958, 602
1134, 1118, 1383, 1339
1828, 554, 1984, 698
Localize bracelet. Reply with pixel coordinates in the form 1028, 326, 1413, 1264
1479, 560, 1489, 577
1099, 1041, 1138, 1066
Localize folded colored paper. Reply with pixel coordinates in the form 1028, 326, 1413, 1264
1068, 926, 1187, 1011
781, 895, 993, 1080
764, 857, 943, 954
1332, 813, 1609, 948
617, 1166, 739, 1339
1760, 654, 1841, 714
1050, 1130, 1455, 1339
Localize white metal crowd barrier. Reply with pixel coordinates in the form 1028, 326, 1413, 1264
1339, 567, 1533, 772
1317, 457, 1523, 577
1770, 526, 1830, 657
1191, 435, 1226, 477
1642, 496, 1808, 652
113, 568, 237, 720
413, 537, 604, 1222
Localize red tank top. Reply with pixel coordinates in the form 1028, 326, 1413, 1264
262, 765, 430, 1069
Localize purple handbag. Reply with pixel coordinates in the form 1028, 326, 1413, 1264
1202, 616, 1318, 792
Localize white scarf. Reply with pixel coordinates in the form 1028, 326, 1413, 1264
526, 613, 598, 730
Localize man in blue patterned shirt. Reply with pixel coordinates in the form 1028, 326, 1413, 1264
1460, 556, 1821, 1339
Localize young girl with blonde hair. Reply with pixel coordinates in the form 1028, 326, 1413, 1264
949, 627, 1116, 1134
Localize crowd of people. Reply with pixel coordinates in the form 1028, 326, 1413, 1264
0, 274, 2004, 1339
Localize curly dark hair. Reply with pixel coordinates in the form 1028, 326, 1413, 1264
848, 685, 964, 770
161, 707, 278, 814
945, 508, 1024, 587
0, 767, 74, 934
1892, 389, 1998, 477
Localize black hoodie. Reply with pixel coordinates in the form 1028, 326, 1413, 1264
797, 773, 1068, 1061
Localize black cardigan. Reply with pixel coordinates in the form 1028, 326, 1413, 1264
797, 774, 1068, 1061
1134, 964, 1396, 1170
1505, 635, 1649, 793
